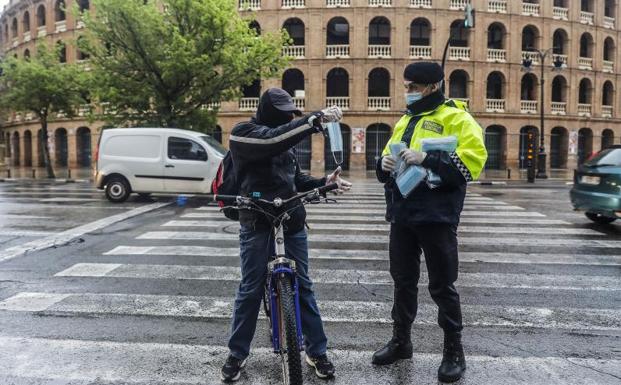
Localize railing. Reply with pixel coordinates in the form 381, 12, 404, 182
522, 2, 539, 16
487, 49, 506, 62
326, 45, 350, 58
293, 97, 305, 110
282, 45, 305, 59
368, 45, 391, 58
11, 37, 18, 47
239, 0, 261, 10
23, 32, 32, 42
603, 60, 614, 73
488, 0, 507, 13
578, 104, 592, 116
54, 20, 67, 33
449, 47, 470, 61
368, 97, 391, 111
239, 97, 259, 111
37, 26, 46, 37
604, 16, 615, 29
24, 112, 34, 121
580, 11, 594, 25
520, 100, 538, 113
552, 54, 568, 66
449, 0, 469, 10
486, 99, 505, 112
551, 102, 566, 115
77, 105, 92, 117
602, 105, 613, 118
369, 0, 392, 6
410, 0, 432, 8
202, 102, 221, 111
326, 97, 350, 110
578, 57, 593, 70
552, 6, 568, 19
14, 113, 22, 122
282, 0, 305, 8
409, 45, 432, 59
521, 51, 540, 65
76, 20, 85, 29
327, 0, 350, 7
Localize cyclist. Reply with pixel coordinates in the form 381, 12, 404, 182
220, 88, 351, 382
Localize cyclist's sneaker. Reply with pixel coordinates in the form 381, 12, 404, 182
220, 355, 246, 383
305, 354, 335, 379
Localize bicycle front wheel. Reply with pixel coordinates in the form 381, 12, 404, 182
277, 274, 303, 385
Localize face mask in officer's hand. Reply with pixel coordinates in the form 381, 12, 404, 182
325, 121, 343, 165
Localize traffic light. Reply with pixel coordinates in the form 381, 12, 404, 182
464, 4, 475, 29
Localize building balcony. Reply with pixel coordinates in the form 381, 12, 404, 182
55, 20, 67, 33
522, 2, 539, 16
603, 60, 614, 73
520, 100, 537, 114
368, 45, 391, 58
410, 0, 432, 8
488, 0, 507, 13
552, 6, 568, 20
521, 51, 540, 65
551, 102, 567, 115
11, 37, 18, 47
486, 99, 505, 113
201, 102, 221, 111
293, 97, 305, 111
449, 0, 468, 10
282, 0, 305, 8
23, 31, 32, 42
326, 44, 350, 58
14, 113, 22, 122
368, 0, 391, 6
326, 97, 350, 110
238, 0, 261, 11
368, 97, 391, 111
602, 105, 613, 118
77, 105, 92, 117
487, 48, 506, 62
604, 16, 615, 29
327, 0, 350, 7
282, 45, 305, 59
552, 54, 568, 66
24, 112, 34, 121
448, 47, 470, 61
37, 26, 46, 37
578, 57, 593, 70
76, 20, 85, 29
410, 45, 432, 59
577, 104, 592, 117
580, 11, 594, 25
239, 97, 259, 111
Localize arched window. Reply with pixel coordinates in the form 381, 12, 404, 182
37, 5, 46, 27
12, 132, 21, 166
551, 75, 567, 102
550, 127, 568, 169
602, 129, 615, 150
242, 79, 261, 98
578, 128, 593, 164
23, 130, 32, 167
410, 18, 430, 46
54, 128, 68, 167
213, 126, 223, 144
521, 73, 537, 100
487, 23, 505, 49
249, 20, 261, 35
369, 17, 391, 46
486, 72, 505, 99
581, 0, 593, 12
327, 67, 349, 97
327, 17, 349, 45
282, 68, 305, 98
78, 0, 90, 12
485, 125, 506, 170
605, 0, 616, 17
449, 70, 468, 99
24, 49, 30, 59
522, 25, 539, 51
366, 123, 391, 170
57, 41, 67, 63
368, 68, 390, 97
579, 78, 592, 104
55, 0, 66, 22
283, 18, 304, 46
602, 81, 614, 106
604, 37, 615, 61
23, 12, 30, 33
11, 18, 17, 38
76, 127, 92, 167
580, 33, 593, 58
450, 20, 468, 47
77, 36, 90, 61
552, 29, 567, 55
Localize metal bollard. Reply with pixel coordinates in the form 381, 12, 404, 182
6, 169, 10, 178
67, 169, 72, 179
32, 169, 36, 179
507, 169, 511, 179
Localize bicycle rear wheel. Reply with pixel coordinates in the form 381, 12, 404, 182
277, 274, 303, 385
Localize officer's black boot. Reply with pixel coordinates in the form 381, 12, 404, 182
371, 323, 413, 365
438, 331, 466, 383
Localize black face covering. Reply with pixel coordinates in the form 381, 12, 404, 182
255, 91, 294, 128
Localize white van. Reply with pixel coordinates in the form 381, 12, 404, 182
95, 128, 226, 202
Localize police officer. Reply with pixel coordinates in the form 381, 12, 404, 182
372, 62, 487, 383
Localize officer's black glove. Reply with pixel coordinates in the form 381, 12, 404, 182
308, 111, 325, 132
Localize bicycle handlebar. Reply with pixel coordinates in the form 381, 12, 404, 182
212, 183, 340, 207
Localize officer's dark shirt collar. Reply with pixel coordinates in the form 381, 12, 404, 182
406, 90, 446, 116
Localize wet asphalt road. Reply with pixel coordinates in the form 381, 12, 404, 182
0, 178, 619, 385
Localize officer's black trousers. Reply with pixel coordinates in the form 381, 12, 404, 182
389, 222, 463, 333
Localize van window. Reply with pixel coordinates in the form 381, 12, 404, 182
201, 135, 227, 157
104, 135, 161, 158
168, 137, 208, 161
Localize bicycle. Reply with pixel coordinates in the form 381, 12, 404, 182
213, 183, 340, 385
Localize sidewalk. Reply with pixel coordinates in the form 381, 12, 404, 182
0, 167, 93, 183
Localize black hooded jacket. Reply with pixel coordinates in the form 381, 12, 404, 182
229, 92, 326, 233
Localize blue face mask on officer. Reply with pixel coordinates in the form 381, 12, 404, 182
404, 80, 443, 106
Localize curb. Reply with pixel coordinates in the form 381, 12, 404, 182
0, 178, 91, 183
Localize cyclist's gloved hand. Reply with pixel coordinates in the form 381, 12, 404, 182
400, 149, 427, 165
381, 156, 396, 173
308, 111, 325, 132
326, 166, 352, 195
321, 105, 343, 122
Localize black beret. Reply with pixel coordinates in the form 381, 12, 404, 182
403, 62, 444, 84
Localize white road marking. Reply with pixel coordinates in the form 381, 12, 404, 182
1, 292, 619, 330
0, 230, 58, 237
55, 263, 621, 291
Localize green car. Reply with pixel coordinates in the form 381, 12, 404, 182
570, 145, 621, 224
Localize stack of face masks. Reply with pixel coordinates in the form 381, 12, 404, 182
421, 136, 458, 188
390, 142, 427, 198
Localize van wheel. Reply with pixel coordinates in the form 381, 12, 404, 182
105, 176, 131, 203
585, 212, 617, 224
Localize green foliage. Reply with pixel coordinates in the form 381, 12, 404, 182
81, 0, 290, 132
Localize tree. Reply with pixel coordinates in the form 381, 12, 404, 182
80, 0, 290, 132
0, 45, 90, 178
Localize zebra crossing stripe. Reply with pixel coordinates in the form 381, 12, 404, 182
1, 292, 620, 330
0, 230, 58, 237
55, 263, 621, 292
195, 207, 545, 217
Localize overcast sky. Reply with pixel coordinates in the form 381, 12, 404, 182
0, 0, 10, 12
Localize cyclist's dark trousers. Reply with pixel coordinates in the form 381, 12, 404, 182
389, 222, 463, 333
228, 225, 328, 360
